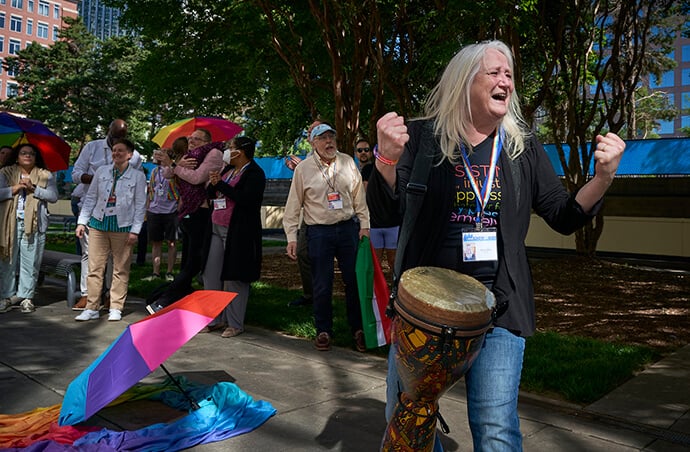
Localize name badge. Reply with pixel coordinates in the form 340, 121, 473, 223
155, 188, 165, 197
213, 198, 227, 210
327, 192, 343, 210
462, 228, 498, 262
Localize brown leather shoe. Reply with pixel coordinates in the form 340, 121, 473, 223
354, 330, 367, 352
72, 296, 88, 311
315, 332, 331, 351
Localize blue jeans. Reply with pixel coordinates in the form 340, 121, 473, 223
385, 327, 525, 451
0, 219, 46, 300
306, 219, 362, 336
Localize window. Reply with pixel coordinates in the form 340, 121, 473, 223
10, 16, 21, 33
53, 4, 59, 19
26, 18, 32, 36
6, 82, 18, 98
7, 60, 17, 76
0, 57, 3, 73
27, 0, 33, 12
37, 22, 47, 39
0, 13, 5, 29
8, 38, 20, 54
655, 119, 675, 135
11, 0, 23, 8
52, 24, 57, 41
0, 37, 4, 53
683, 45, 690, 63
650, 70, 674, 88
38, 0, 48, 16
682, 116, 690, 129
683, 68, 690, 86
682, 92, 690, 110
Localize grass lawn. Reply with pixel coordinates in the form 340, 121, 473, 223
43, 232, 657, 405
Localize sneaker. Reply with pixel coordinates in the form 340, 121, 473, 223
288, 296, 312, 307
19, 299, 35, 313
165, 273, 174, 282
354, 329, 366, 352
145, 303, 164, 315
72, 295, 88, 311
108, 309, 122, 321
221, 327, 243, 338
0, 298, 12, 313
75, 309, 100, 321
143, 274, 161, 282
315, 332, 331, 351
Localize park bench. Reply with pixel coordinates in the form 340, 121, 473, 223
39, 250, 81, 308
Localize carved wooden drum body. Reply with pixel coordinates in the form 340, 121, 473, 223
382, 267, 495, 452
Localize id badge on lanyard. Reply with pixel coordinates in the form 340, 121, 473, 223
462, 228, 498, 262
460, 128, 503, 263
327, 191, 343, 210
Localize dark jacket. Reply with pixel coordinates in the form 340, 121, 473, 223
370, 119, 601, 336
206, 160, 266, 283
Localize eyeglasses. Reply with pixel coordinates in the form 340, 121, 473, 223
188, 136, 209, 143
19, 151, 36, 157
356, 147, 370, 153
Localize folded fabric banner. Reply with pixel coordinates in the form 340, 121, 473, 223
355, 236, 392, 349
0, 378, 276, 452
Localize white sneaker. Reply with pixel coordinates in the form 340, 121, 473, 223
19, 299, 35, 313
108, 309, 122, 321
75, 309, 100, 321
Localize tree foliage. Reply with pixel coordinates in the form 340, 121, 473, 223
1, 17, 147, 157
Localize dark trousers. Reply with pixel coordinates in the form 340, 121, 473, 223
307, 219, 362, 336
296, 222, 312, 300
157, 208, 210, 307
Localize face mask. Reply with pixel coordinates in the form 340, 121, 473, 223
223, 149, 240, 164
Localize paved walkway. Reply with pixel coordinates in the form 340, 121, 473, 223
1, 278, 689, 451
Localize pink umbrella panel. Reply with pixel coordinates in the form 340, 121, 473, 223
59, 290, 235, 426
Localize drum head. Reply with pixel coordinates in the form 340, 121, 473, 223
396, 267, 495, 336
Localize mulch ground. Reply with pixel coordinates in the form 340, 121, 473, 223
261, 252, 690, 353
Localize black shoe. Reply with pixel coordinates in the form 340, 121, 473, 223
145, 303, 164, 315
288, 296, 312, 307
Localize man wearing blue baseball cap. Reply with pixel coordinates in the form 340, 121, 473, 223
283, 123, 370, 352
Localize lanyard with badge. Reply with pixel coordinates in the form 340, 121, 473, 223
459, 128, 503, 262
213, 163, 250, 210
105, 167, 124, 216
314, 153, 342, 210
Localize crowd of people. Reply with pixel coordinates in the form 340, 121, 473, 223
0, 38, 627, 451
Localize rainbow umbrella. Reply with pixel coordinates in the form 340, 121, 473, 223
59, 290, 236, 426
0, 112, 71, 171
152, 116, 243, 148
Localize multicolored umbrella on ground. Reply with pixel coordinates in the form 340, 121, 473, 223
59, 290, 236, 426
0, 112, 71, 171
152, 117, 243, 148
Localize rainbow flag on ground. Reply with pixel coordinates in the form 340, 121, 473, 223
355, 236, 392, 349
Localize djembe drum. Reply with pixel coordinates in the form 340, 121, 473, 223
381, 267, 495, 452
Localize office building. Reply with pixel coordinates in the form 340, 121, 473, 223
0, 0, 78, 101
77, 0, 126, 40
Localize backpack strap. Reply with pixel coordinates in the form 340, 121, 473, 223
387, 124, 436, 317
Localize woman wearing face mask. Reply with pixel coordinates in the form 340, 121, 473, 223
201, 136, 266, 338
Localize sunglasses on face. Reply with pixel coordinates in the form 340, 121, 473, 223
356, 147, 370, 153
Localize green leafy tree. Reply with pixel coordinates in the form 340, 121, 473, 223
2, 17, 148, 157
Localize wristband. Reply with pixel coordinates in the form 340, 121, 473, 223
373, 145, 398, 166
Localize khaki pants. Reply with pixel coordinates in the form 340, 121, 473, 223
86, 228, 133, 311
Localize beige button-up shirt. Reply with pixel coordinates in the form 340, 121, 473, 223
283, 151, 369, 242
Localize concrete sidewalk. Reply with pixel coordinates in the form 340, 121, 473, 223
1, 279, 689, 451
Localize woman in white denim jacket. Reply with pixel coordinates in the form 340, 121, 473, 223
74, 138, 147, 322
0, 144, 58, 313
